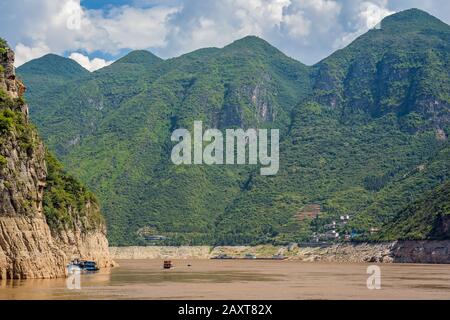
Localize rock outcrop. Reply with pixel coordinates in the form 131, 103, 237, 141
55, 226, 114, 269
391, 240, 450, 264
0, 44, 113, 279
0, 217, 67, 279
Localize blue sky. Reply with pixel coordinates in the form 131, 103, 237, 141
1, 0, 449, 71
82, 0, 131, 9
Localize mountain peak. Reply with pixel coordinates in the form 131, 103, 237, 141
225, 35, 275, 50
381, 8, 449, 32
18, 53, 90, 78
222, 35, 296, 61
114, 50, 163, 65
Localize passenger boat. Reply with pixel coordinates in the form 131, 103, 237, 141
68, 259, 100, 272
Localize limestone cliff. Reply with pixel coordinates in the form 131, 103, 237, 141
0, 42, 112, 279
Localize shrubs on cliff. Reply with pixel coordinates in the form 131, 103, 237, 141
0, 155, 6, 168
0, 110, 13, 134
0, 106, 26, 139
43, 150, 105, 232
0, 103, 38, 160
0, 38, 7, 55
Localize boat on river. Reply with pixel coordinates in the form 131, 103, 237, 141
68, 259, 100, 272
163, 260, 173, 269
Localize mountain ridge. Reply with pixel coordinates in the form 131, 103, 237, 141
18, 53, 90, 77
17, 8, 450, 74
15, 9, 450, 245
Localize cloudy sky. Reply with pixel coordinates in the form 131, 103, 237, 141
1, 0, 449, 71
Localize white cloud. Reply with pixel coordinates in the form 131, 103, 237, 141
282, 0, 342, 37
359, 1, 394, 29
157, 0, 295, 57
69, 52, 113, 71
333, 0, 394, 50
156, 0, 342, 60
3, 0, 178, 66
85, 5, 179, 52
14, 43, 51, 67
282, 13, 311, 38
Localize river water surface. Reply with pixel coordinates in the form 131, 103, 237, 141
1, 259, 449, 299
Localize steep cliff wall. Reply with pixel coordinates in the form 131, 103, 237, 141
0, 43, 112, 279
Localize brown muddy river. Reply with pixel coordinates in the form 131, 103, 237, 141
1, 259, 449, 300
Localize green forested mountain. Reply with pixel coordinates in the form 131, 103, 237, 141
17, 9, 450, 245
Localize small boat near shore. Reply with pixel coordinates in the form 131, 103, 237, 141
68, 259, 100, 272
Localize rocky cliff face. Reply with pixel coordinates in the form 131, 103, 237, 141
0, 45, 112, 279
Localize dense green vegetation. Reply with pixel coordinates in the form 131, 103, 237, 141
17, 54, 91, 125
43, 150, 104, 231
19, 35, 312, 245
17, 9, 450, 245
0, 94, 37, 155
379, 180, 450, 240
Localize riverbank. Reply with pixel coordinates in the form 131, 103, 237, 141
109, 240, 450, 264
